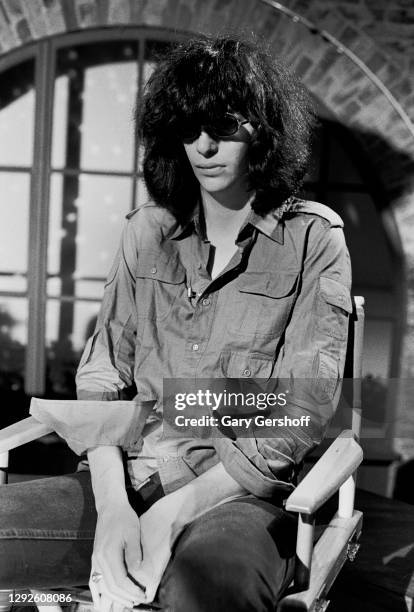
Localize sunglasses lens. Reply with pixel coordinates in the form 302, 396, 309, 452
214, 114, 239, 137
178, 114, 243, 140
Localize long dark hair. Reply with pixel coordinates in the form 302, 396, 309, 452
136, 34, 315, 223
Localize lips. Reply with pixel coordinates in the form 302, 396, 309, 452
196, 164, 224, 169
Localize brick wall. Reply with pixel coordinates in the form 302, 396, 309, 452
0, 0, 413, 455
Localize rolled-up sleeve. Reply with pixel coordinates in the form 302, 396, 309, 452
213, 219, 352, 498
29, 397, 154, 456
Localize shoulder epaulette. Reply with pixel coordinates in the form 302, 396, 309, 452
289, 199, 344, 227
125, 208, 139, 220
125, 201, 156, 220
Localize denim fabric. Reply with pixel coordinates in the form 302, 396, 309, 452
34, 197, 351, 498
0, 472, 296, 611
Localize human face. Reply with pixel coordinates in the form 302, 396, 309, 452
182, 114, 254, 198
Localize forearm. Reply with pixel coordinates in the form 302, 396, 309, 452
166, 461, 247, 533
87, 446, 129, 513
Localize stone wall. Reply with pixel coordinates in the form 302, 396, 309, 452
0, 0, 414, 456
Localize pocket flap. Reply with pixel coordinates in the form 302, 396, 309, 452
220, 352, 273, 379
136, 252, 186, 284
238, 271, 298, 298
319, 276, 352, 313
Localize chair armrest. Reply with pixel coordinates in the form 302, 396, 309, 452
0, 417, 54, 453
285, 430, 363, 514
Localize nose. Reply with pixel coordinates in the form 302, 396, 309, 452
196, 130, 218, 157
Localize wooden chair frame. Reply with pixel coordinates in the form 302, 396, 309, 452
0, 297, 365, 612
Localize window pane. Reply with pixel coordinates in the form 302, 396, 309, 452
45, 298, 101, 396
52, 75, 69, 169
54, 42, 138, 172
0, 297, 27, 392
48, 172, 131, 281
0, 60, 35, 167
0, 172, 30, 282
0, 275, 26, 293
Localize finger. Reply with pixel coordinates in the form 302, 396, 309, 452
90, 565, 137, 609
89, 577, 102, 611
98, 581, 137, 609
98, 550, 146, 603
100, 594, 114, 612
133, 569, 156, 604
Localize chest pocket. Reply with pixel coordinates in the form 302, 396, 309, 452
229, 270, 299, 338
135, 251, 186, 321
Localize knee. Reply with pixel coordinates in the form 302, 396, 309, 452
158, 552, 277, 612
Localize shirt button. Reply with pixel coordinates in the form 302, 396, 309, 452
202, 298, 211, 306
192, 343, 199, 351
150, 266, 157, 274
243, 369, 251, 377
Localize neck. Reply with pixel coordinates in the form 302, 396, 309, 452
201, 187, 255, 233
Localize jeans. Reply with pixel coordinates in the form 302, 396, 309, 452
0, 471, 297, 611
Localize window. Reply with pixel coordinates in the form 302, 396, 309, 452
0, 30, 178, 415
0, 58, 35, 412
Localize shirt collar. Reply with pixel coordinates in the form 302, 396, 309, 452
168, 198, 290, 244
243, 207, 285, 244
168, 202, 205, 241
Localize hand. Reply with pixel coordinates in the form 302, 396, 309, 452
89, 500, 147, 612
132, 494, 183, 603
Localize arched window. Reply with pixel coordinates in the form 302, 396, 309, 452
0, 29, 179, 413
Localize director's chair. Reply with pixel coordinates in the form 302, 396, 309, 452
0, 297, 365, 612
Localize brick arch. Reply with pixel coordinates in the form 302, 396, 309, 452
0, 0, 413, 451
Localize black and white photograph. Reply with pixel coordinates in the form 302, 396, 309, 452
0, 1, 413, 611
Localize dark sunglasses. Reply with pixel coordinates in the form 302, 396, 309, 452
178, 112, 249, 141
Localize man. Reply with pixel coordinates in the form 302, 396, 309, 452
0, 35, 351, 612
76, 35, 351, 611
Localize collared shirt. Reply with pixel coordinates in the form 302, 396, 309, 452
44, 198, 352, 498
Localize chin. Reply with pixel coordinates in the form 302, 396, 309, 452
198, 176, 234, 193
